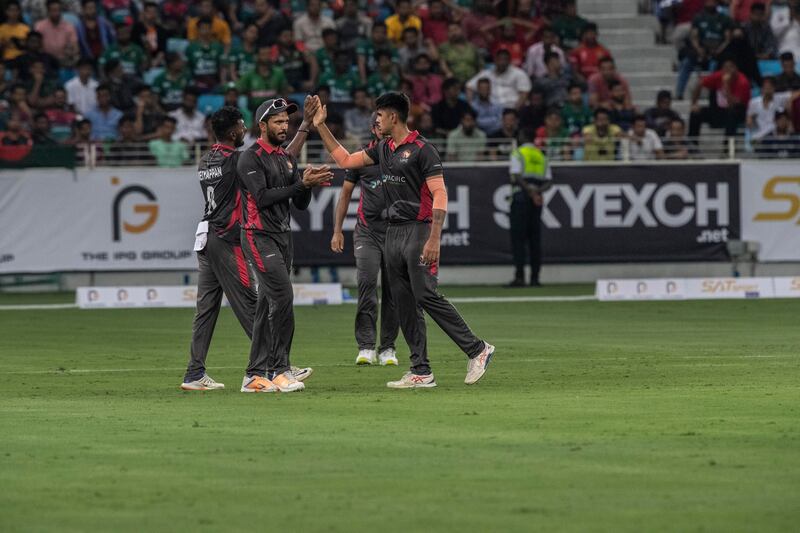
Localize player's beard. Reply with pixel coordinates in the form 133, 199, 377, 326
266, 130, 286, 146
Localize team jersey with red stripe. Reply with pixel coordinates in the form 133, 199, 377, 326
363, 130, 443, 224
344, 140, 387, 234
198, 143, 242, 244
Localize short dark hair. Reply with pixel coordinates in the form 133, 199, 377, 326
545, 107, 560, 119
402, 26, 419, 36
775, 109, 790, 120
161, 116, 178, 126
494, 48, 511, 59
103, 58, 121, 75
351, 86, 369, 99
183, 86, 201, 97
594, 107, 610, 118
544, 51, 560, 64
502, 108, 518, 118
780, 51, 795, 62
568, 82, 583, 92
46, 0, 61, 8
607, 79, 622, 90
96, 83, 111, 94
477, 77, 491, 85
599, 56, 614, 66
461, 108, 477, 120
375, 49, 393, 62
118, 115, 136, 127
165, 52, 183, 66
657, 89, 672, 102
322, 28, 338, 39
751, 2, 766, 12
442, 77, 461, 92
633, 114, 647, 124
763, 76, 776, 87
76, 57, 94, 69
197, 16, 213, 28
374, 91, 411, 122
143, 1, 159, 9
33, 112, 49, 123
581, 23, 598, 36
211, 106, 243, 140
671, 117, 685, 127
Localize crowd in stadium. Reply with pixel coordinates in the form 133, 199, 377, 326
2, 0, 800, 165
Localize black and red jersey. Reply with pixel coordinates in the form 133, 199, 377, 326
344, 140, 387, 234
363, 130, 443, 224
237, 138, 311, 234
198, 143, 242, 243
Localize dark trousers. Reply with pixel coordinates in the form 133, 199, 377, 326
510, 195, 543, 283
184, 231, 263, 381
689, 103, 746, 137
242, 230, 295, 376
385, 222, 484, 375
354, 224, 399, 352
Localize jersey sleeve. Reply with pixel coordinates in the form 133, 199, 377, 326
363, 141, 380, 166
419, 143, 444, 180
344, 169, 360, 183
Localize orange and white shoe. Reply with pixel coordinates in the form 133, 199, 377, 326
240, 375, 277, 393
387, 372, 437, 389
465, 343, 495, 385
271, 371, 305, 392
180, 374, 225, 391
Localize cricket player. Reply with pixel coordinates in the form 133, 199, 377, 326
331, 116, 400, 366
238, 97, 334, 393
313, 92, 495, 389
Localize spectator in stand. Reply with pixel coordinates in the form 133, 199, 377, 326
759, 109, 800, 157
337, 0, 372, 51
100, 22, 147, 78
133, 85, 164, 140
64, 59, 100, 115
3, 84, 33, 127
438, 22, 483, 86
132, 2, 168, 67
102, 0, 135, 25
357, 22, 398, 84
569, 23, 612, 83
588, 57, 631, 109
0, 63, 8, 101
76, 0, 115, 63
367, 49, 401, 97
534, 51, 572, 108
237, 46, 290, 110
689, 58, 751, 136
293, 0, 335, 53
252, 0, 290, 48
226, 23, 259, 82
311, 28, 339, 86
319, 50, 360, 106
731, 0, 773, 23
186, 17, 225, 91
487, 21, 530, 67
628, 114, 664, 160
676, 0, 734, 99
460, 0, 496, 53
446, 108, 487, 161
431, 77, 471, 136
582, 108, 622, 161
670, 0, 704, 58
0, 1, 30, 62
552, 0, 588, 50
519, 88, 547, 135
160, 0, 189, 37
663, 118, 695, 159
466, 49, 531, 109
343, 86, 373, 138
86, 83, 123, 141
420, 0, 450, 46
471, 77, 504, 135
743, 1, 777, 59
607, 80, 636, 131
775, 51, 800, 91
524, 26, 567, 79
25, 58, 57, 109
10, 31, 59, 82
384, 0, 422, 44
187, 0, 231, 52
42, 87, 76, 130
746, 76, 791, 140
31, 112, 57, 144
21, 0, 79, 24
645, 90, 682, 137
0, 116, 31, 146
222, 83, 252, 129
534, 107, 571, 161
107, 115, 148, 165
489, 108, 520, 160
153, 52, 189, 111
34, 0, 78, 64
414, 110, 436, 139
148, 115, 188, 167
169, 87, 206, 143
103, 59, 136, 111
64, 117, 92, 149
398, 27, 432, 74
406, 53, 443, 110
270, 28, 312, 92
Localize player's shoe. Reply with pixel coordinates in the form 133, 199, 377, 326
378, 348, 398, 366
240, 375, 277, 393
180, 374, 225, 391
271, 371, 305, 392
387, 372, 437, 389
465, 342, 495, 385
356, 349, 377, 365
290, 366, 313, 382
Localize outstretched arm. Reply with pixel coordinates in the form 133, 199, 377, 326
313, 103, 375, 168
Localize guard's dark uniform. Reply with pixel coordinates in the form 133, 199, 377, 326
364, 131, 484, 375
344, 141, 399, 354
238, 138, 311, 377
185, 143, 263, 382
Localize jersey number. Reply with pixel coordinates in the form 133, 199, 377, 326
205, 186, 217, 215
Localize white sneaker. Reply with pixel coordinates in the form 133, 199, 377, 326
240, 375, 277, 393
181, 374, 225, 391
465, 343, 495, 385
290, 366, 313, 382
378, 348, 398, 366
355, 349, 377, 365
387, 372, 437, 389
271, 371, 305, 392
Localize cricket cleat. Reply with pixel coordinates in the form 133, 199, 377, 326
181, 374, 225, 391
387, 372, 437, 389
465, 343, 495, 385
290, 366, 313, 382
271, 371, 305, 392
240, 375, 277, 393
378, 348, 398, 366
356, 349, 377, 365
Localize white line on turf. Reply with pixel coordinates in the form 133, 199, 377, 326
0, 303, 78, 311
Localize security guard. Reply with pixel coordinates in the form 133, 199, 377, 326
508, 140, 552, 287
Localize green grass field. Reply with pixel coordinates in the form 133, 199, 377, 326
1, 286, 798, 532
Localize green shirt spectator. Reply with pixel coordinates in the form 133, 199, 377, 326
237, 63, 289, 111
552, 1, 589, 50
367, 70, 400, 97
186, 41, 225, 78
446, 111, 487, 161
152, 69, 190, 111
319, 69, 360, 104
149, 117, 188, 167
99, 42, 147, 77
438, 26, 483, 85
225, 45, 256, 78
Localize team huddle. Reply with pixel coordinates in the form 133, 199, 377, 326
181, 91, 495, 392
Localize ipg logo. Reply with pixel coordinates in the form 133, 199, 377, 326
754, 176, 800, 224
111, 177, 159, 241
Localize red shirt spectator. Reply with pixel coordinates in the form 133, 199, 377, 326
677, 0, 705, 25
407, 54, 443, 109
461, 0, 497, 51
34, 1, 78, 62
701, 69, 752, 107
587, 57, 632, 107
419, 0, 450, 45
732, 0, 772, 23
569, 24, 611, 80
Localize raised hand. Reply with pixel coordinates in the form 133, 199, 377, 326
302, 164, 334, 187
312, 103, 328, 128
303, 95, 320, 126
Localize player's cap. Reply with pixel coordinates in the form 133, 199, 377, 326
256, 98, 298, 123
